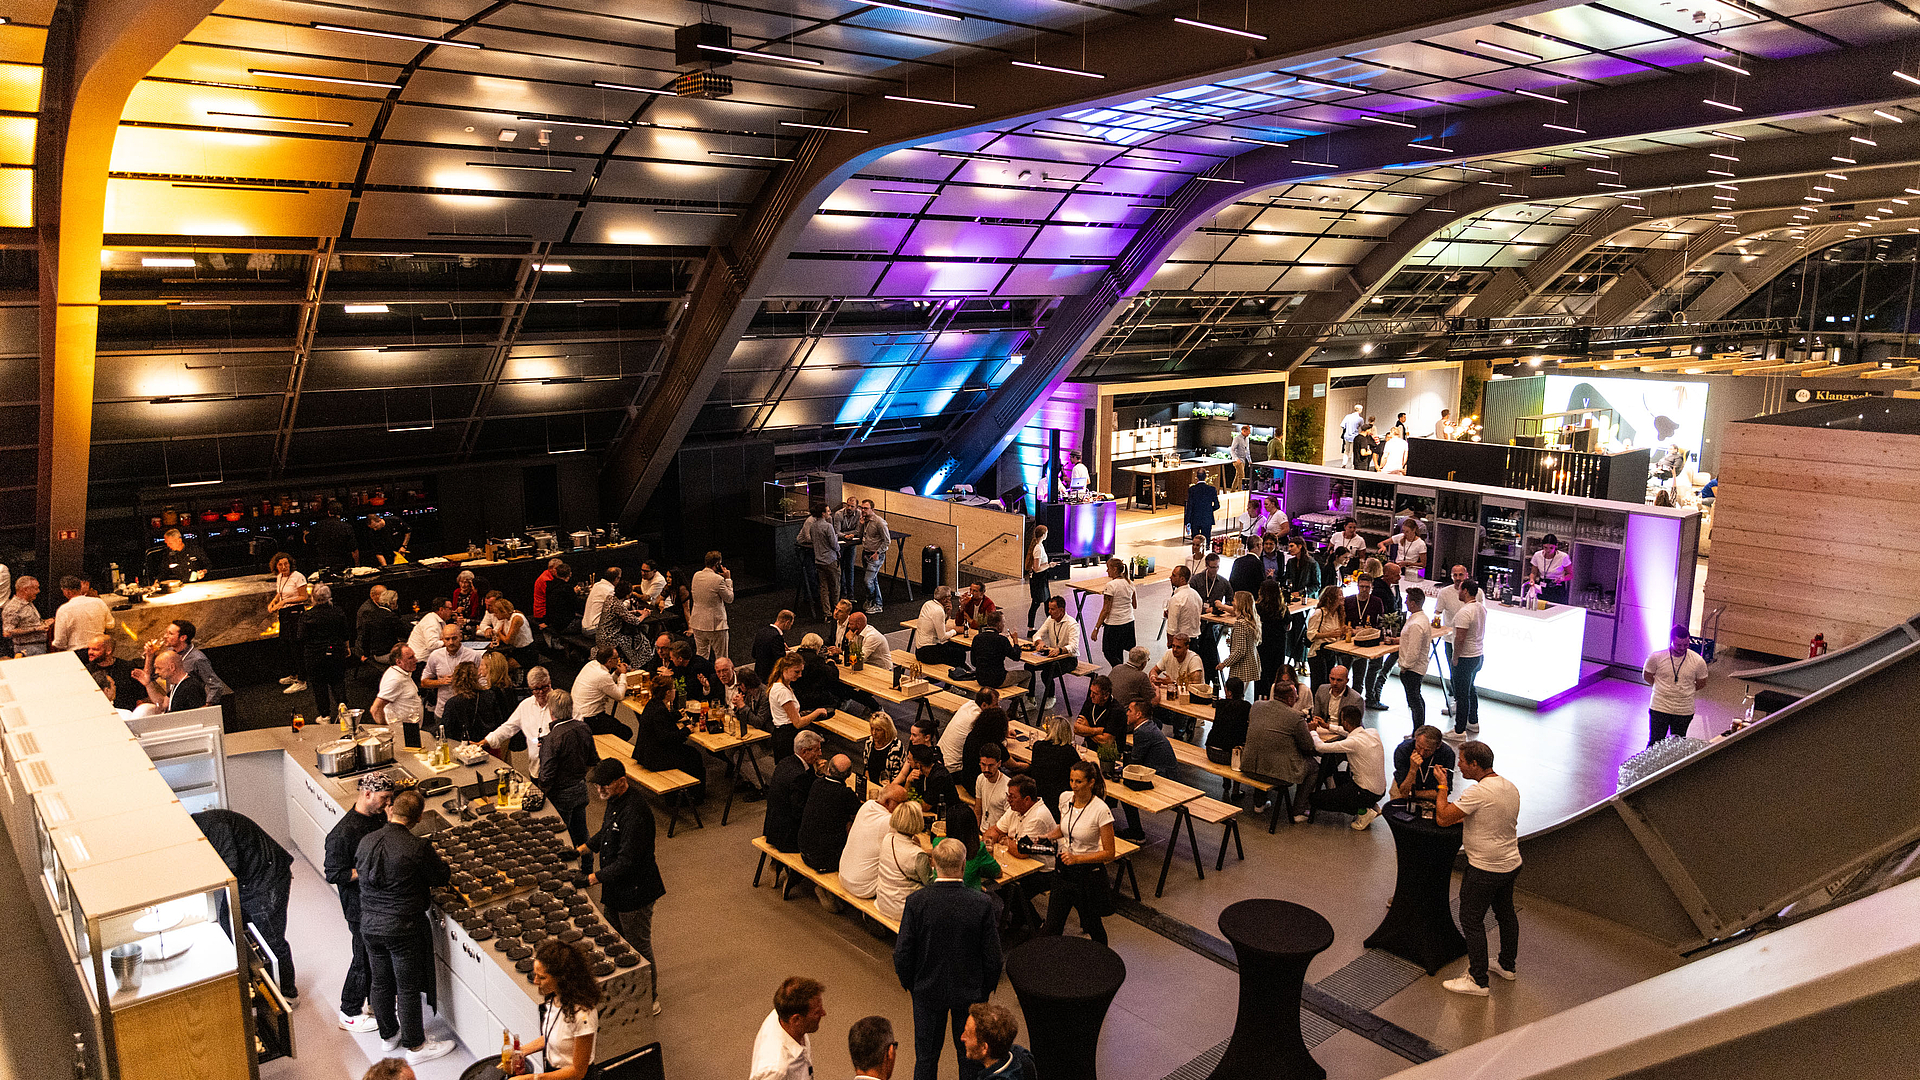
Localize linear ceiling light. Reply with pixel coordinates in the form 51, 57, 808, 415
1543, 122, 1586, 134
1011, 60, 1104, 78
1477, 39, 1543, 62
884, 94, 974, 109
1834, 154, 1857, 163
1708, 130, 1746, 141
1291, 158, 1338, 168
535, 263, 571, 272
1192, 175, 1246, 184
782, 120, 869, 133
869, 187, 935, 195
207, 110, 352, 128
1412, 142, 1456, 153
249, 68, 399, 88
1228, 135, 1290, 147
860, 1, 963, 20
1511, 87, 1564, 103
1702, 54, 1748, 75
1896, 69, 1920, 87
1851, 135, 1878, 146
1361, 114, 1416, 128
1174, 17, 1267, 40
653, 207, 737, 215
312, 23, 480, 48
141, 257, 195, 267
1702, 98, 1742, 112
698, 44, 821, 66
1709, 152, 1739, 161
1875, 109, 1904, 123
593, 80, 674, 96
1289, 74, 1363, 93
710, 150, 796, 162
343, 304, 390, 313
466, 161, 575, 173
518, 115, 628, 130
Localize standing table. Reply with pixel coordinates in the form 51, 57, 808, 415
1207, 899, 1335, 1080
1062, 569, 1171, 656
1005, 936, 1127, 1080
1363, 802, 1469, 974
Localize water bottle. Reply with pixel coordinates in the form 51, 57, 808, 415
1741, 692, 1754, 723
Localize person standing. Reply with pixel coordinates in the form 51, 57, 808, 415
1229, 424, 1253, 490
267, 553, 310, 695
538, 690, 598, 847
749, 977, 827, 1080
582, 758, 666, 1016
1642, 624, 1708, 745
1438, 741, 1522, 997
1339, 404, 1365, 467
755, 611, 794, 682
849, 1016, 899, 1080
1089, 558, 1137, 670
324, 774, 397, 1033
834, 500, 864, 602
1392, 588, 1435, 729
50, 575, 112, 651
355, 789, 454, 1064
894, 839, 1003, 1080
1067, 451, 1090, 494
1378, 428, 1410, 475
301, 584, 353, 719
1185, 471, 1220, 542
193, 809, 297, 1005
1041, 760, 1117, 944
1449, 580, 1487, 737
859, 502, 891, 614
1191, 552, 1233, 673
484, 666, 553, 780
689, 550, 735, 660
1163, 565, 1202, 650
304, 501, 360, 572
405, 597, 456, 666
1341, 576, 1389, 708
520, 939, 601, 1080
1529, 535, 1573, 605
421, 624, 484, 728
803, 504, 842, 623
3, 575, 49, 656
1026, 525, 1055, 633
963, 1004, 1037, 1080
1352, 420, 1379, 472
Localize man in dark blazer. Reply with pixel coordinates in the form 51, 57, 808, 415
1184, 471, 1220, 542
764, 730, 823, 853
753, 611, 794, 682
894, 840, 1003, 1080
1117, 700, 1179, 842
155, 649, 206, 711
582, 759, 667, 1013
1226, 546, 1266, 600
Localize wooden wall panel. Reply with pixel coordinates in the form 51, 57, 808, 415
1704, 421, 1920, 658
950, 501, 1029, 581
846, 484, 1029, 587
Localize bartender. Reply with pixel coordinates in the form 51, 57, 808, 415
144, 528, 209, 582
1530, 534, 1572, 604
1067, 451, 1090, 494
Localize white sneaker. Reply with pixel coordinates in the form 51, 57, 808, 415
283, 681, 308, 695
380, 1034, 403, 1053
406, 1040, 455, 1066
1489, 960, 1517, 981
1443, 975, 1489, 997
339, 1011, 377, 1032
1466, 722, 1481, 734
278, 675, 297, 685
652, 997, 662, 1017
1350, 808, 1379, 831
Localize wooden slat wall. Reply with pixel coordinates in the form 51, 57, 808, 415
1704, 422, 1920, 657
843, 484, 1030, 586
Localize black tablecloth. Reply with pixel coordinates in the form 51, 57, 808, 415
1207, 898, 1335, 1080
1006, 936, 1127, 1080
1363, 802, 1468, 974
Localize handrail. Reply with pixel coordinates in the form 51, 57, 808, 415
959, 531, 1018, 573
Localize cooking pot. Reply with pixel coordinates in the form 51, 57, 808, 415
569, 530, 593, 550
316, 738, 360, 776
356, 732, 394, 767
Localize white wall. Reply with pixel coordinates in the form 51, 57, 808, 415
1366, 368, 1460, 438
1323, 386, 1366, 464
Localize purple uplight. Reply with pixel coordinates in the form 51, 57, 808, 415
1065, 499, 1118, 559
1620, 512, 1684, 669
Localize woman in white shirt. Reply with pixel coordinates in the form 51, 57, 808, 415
874, 801, 934, 921
1090, 558, 1136, 670
1042, 760, 1116, 944
486, 596, 537, 673
769, 655, 829, 760
1027, 525, 1054, 633
521, 938, 601, 1080
1305, 585, 1349, 690
1385, 519, 1427, 574
267, 553, 309, 695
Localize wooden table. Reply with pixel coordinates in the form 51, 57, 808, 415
1062, 570, 1172, 654
835, 658, 941, 726
888, 649, 1032, 721
615, 695, 772, 826
940, 624, 1096, 718
1108, 773, 1209, 897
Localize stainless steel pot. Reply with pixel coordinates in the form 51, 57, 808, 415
569, 530, 593, 550
316, 738, 360, 776
356, 732, 394, 767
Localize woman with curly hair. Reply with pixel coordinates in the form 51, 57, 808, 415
521, 938, 602, 1080
438, 661, 489, 742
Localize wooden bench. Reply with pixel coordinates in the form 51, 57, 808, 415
1186, 796, 1245, 872
751, 837, 902, 933
893, 650, 1034, 722
593, 734, 704, 836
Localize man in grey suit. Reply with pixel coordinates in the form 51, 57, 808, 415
894, 840, 1002, 1080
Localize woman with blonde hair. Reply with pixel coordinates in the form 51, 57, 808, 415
769, 653, 829, 760
1306, 584, 1348, 689
865, 713, 905, 787
1218, 589, 1262, 686
873, 800, 934, 921
1025, 714, 1080, 810
439, 660, 493, 742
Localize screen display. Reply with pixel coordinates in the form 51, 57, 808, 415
1542, 376, 1708, 462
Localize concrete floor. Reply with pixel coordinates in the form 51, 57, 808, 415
5, 509, 1754, 1080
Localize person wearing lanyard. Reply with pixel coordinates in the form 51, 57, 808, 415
1089, 558, 1136, 670
1040, 760, 1117, 945
518, 938, 601, 1080
1642, 624, 1708, 745
1529, 535, 1572, 604
267, 553, 310, 696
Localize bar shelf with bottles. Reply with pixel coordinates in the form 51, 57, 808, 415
1250, 458, 1698, 669
136, 478, 440, 577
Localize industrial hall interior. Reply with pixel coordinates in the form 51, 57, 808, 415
6, 1, 1920, 1080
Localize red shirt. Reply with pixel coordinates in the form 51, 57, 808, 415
532, 569, 555, 619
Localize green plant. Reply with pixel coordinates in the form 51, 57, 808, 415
1459, 369, 1487, 420
1284, 401, 1319, 463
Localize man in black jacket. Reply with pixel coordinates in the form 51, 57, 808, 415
322, 774, 396, 1032
356, 586, 406, 661
355, 790, 454, 1064
764, 730, 823, 853
753, 611, 793, 682
582, 759, 667, 1015
895, 840, 1003, 1080
193, 809, 297, 1003
537, 690, 600, 847
798, 754, 862, 872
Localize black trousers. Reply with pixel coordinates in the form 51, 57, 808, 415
306, 654, 347, 719
556, 799, 590, 848
240, 870, 296, 996
280, 607, 306, 681
1099, 621, 1135, 669
1310, 773, 1382, 816
1041, 865, 1109, 944
1400, 668, 1428, 730
1648, 709, 1693, 744
1028, 576, 1052, 629
339, 915, 371, 1016
1458, 865, 1520, 987
365, 930, 433, 1048
912, 998, 982, 1080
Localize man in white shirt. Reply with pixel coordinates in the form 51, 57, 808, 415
748, 977, 825, 1080
50, 575, 112, 651
1340, 404, 1365, 467
1529, 535, 1573, 604
939, 689, 997, 772
1437, 740, 1521, 995
973, 744, 1011, 826
572, 645, 626, 732
1449, 579, 1487, 737
1163, 566, 1202, 645
406, 597, 457, 664
983, 776, 1057, 927
843, 611, 894, 672
370, 645, 423, 726
840, 785, 909, 898
485, 667, 554, 779
1377, 430, 1409, 475
1306, 704, 1387, 830
580, 570, 618, 639
1148, 635, 1204, 693
1642, 623, 1708, 745
420, 624, 485, 722
913, 587, 967, 666
1392, 587, 1436, 728
1067, 451, 1090, 493
1229, 425, 1253, 490
688, 551, 735, 660
1030, 596, 1080, 713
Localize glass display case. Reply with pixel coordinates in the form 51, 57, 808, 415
60, 841, 239, 1010
126, 707, 229, 813
761, 473, 839, 521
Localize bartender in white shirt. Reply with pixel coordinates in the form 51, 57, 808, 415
1328, 518, 1368, 571
1066, 451, 1091, 493
1529, 534, 1573, 604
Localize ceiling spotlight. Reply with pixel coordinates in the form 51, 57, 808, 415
312, 23, 481, 48
1173, 17, 1267, 40
697, 44, 822, 66
249, 68, 400, 89
1702, 55, 1749, 75
344, 304, 390, 314
1477, 39, 1543, 62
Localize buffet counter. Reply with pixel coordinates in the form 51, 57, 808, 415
225, 724, 656, 1064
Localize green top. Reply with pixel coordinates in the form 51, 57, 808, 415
962, 840, 1002, 890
